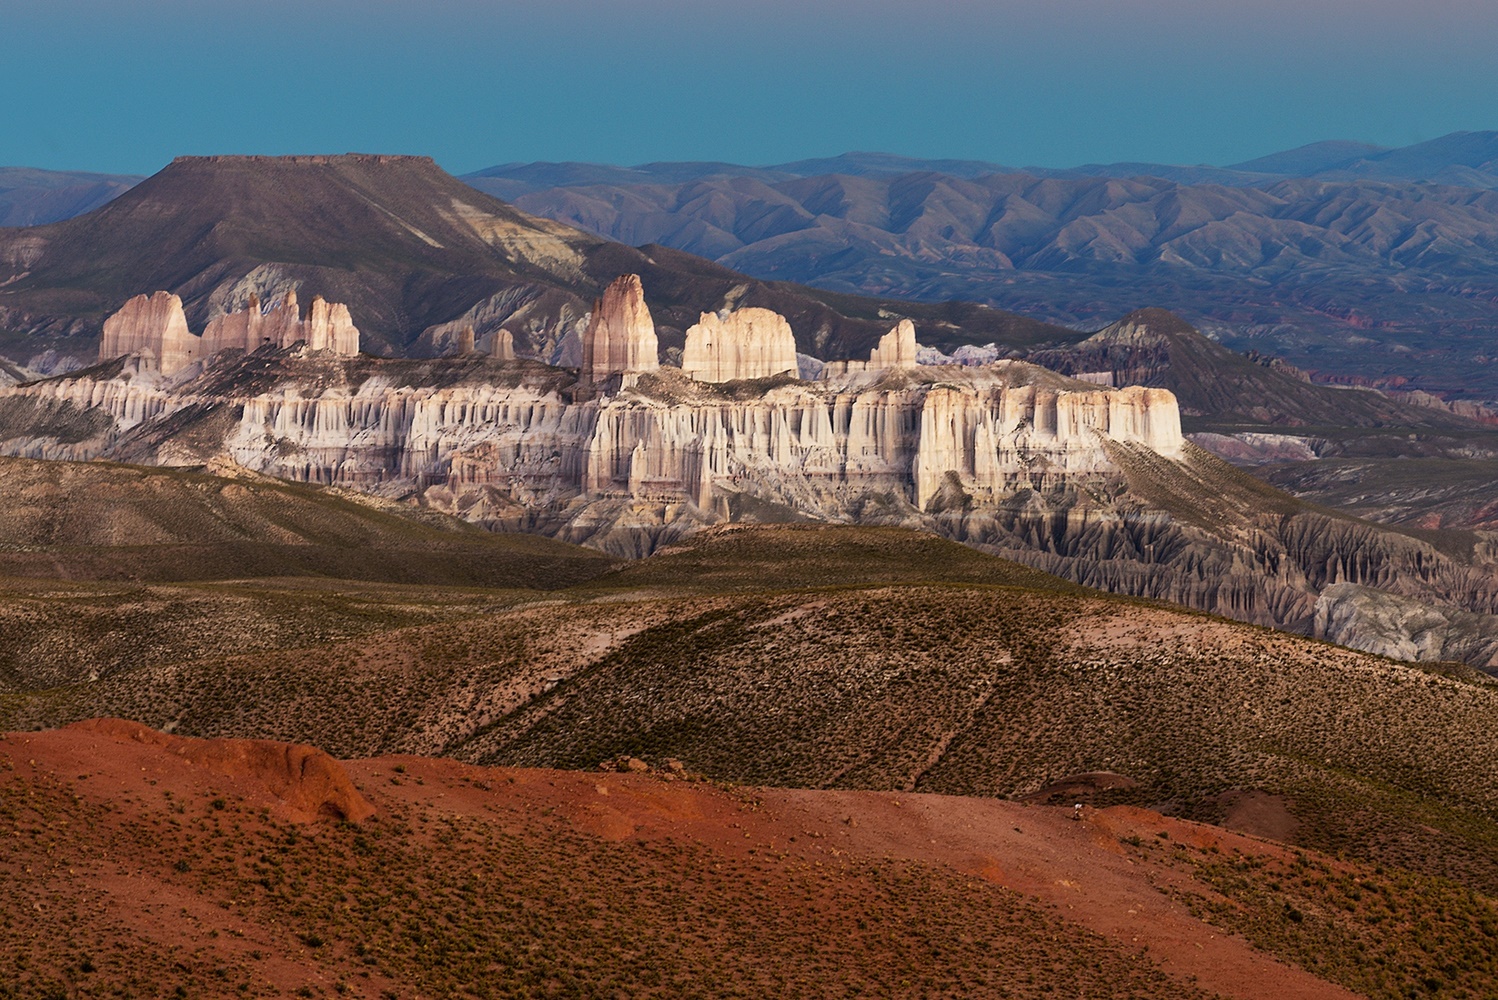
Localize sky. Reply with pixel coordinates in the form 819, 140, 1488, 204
4, 0, 1498, 176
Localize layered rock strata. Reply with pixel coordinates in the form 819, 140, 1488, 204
581, 275, 658, 386
681, 308, 799, 383
8, 349, 1498, 668
100, 290, 359, 374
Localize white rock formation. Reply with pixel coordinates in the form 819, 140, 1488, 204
681, 308, 799, 383
581, 275, 658, 385
102, 290, 360, 375
822, 320, 921, 377
869, 320, 917, 368
99, 292, 198, 374
2, 358, 1183, 520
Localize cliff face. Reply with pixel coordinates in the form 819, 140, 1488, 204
99, 292, 198, 374
823, 320, 921, 377
0, 353, 1180, 531
581, 275, 658, 385
102, 290, 360, 374
4, 348, 1498, 668
681, 308, 799, 383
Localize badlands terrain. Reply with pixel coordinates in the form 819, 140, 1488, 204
6, 147, 1498, 997
7, 466, 1498, 998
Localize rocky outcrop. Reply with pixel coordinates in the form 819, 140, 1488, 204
100, 292, 198, 374
67, 718, 374, 823
822, 320, 920, 377
103, 290, 360, 374
202, 291, 358, 357
581, 275, 658, 386
681, 307, 799, 383
870, 320, 917, 368
1313, 583, 1498, 668
10, 348, 1498, 668
492, 328, 516, 361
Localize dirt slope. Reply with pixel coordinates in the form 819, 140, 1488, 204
0, 720, 1380, 1000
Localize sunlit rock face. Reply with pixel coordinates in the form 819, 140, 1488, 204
491, 329, 515, 361
12, 347, 1498, 667
680, 308, 799, 384
99, 292, 197, 374
822, 320, 920, 378
101, 290, 359, 374
0, 352, 1182, 527
581, 274, 658, 385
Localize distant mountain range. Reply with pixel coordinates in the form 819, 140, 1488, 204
458, 132, 1498, 399
463, 132, 1498, 195
7, 134, 1498, 395
0, 166, 141, 227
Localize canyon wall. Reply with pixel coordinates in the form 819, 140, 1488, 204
7, 346, 1498, 667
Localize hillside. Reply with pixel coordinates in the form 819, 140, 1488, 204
0, 455, 614, 588
1030, 307, 1485, 431
7, 516, 1498, 1000
494, 151, 1498, 398
0, 154, 1072, 366
3, 720, 1384, 1000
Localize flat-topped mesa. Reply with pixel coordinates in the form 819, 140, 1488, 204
581, 275, 658, 386
681, 307, 799, 384
821, 320, 921, 378
102, 290, 361, 374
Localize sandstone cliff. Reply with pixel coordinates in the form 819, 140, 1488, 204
581, 275, 658, 386
99, 291, 198, 374
823, 319, 920, 377
681, 307, 799, 383
4, 347, 1498, 668
492, 328, 515, 361
102, 290, 360, 374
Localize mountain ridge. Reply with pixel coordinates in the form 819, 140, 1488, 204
0, 153, 1075, 366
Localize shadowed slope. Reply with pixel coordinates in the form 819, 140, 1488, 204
0, 455, 616, 587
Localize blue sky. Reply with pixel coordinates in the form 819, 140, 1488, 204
5, 0, 1498, 175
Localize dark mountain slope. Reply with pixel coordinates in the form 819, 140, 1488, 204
0, 154, 609, 355
0, 166, 141, 226
1029, 307, 1481, 430
0, 154, 1072, 365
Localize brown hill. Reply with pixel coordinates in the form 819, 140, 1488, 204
12, 521, 1498, 903
0, 454, 615, 588
0, 153, 1072, 365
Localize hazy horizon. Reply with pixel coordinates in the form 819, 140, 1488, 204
5, 0, 1497, 175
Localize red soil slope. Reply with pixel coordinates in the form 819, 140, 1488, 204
0, 721, 1358, 999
